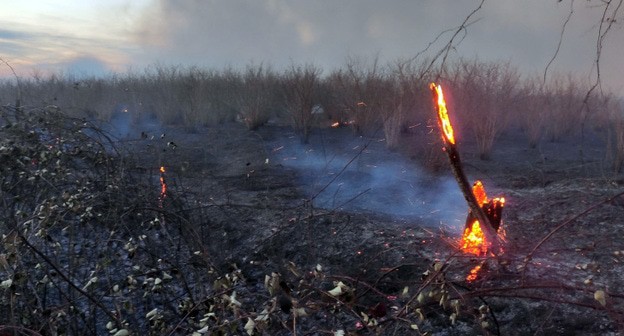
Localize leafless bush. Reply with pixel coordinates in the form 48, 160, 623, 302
545, 73, 587, 141
202, 67, 243, 124
144, 64, 186, 124
516, 76, 550, 148
236, 64, 278, 130
282, 64, 322, 143
375, 71, 405, 150
450, 59, 520, 160
173, 67, 241, 129
379, 59, 434, 150
327, 57, 385, 136
594, 94, 624, 172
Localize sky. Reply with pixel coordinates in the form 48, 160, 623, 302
1, 0, 623, 93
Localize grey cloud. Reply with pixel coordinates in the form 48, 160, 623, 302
0, 28, 37, 40
131, 0, 469, 69
130, 0, 623, 85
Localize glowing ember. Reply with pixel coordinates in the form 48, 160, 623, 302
466, 264, 482, 282
331, 122, 340, 128
430, 83, 455, 145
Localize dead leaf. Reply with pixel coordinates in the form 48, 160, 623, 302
594, 290, 607, 306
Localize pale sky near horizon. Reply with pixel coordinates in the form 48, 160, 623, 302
1, 1, 623, 94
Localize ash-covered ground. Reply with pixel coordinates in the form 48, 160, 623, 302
120, 117, 624, 335
6, 107, 622, 335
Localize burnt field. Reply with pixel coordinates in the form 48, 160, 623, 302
1, 103, 624, 335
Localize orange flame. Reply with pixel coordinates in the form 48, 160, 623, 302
461, 221, 489, 256
460, 180, 505, 256
430, 83, 455, 145
466, 264, 482, 282
159, 166, 167, 197
473, 180, 487, 205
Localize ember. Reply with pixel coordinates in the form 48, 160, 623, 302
466, 264, 482, 282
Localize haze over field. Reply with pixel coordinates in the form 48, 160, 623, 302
1, 1, 623, 93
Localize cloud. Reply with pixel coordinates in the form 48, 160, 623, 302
133, 0, 602, 74
0, 25, 123, 77
130, 0, 443, 69
0, 28, 36, 40
1, 1, 623, 91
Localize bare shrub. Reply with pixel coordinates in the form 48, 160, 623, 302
593, 94, 624, 172
236, 64, 277, 130
327, 56, 384, 136
282, 64, 322, 143
450, 59, 520, 160
545, 73, 587, 141
136, 64, 185, 124
517, 76, 550, 148
177, 66, 209, 129
202, 67, 242, 125
379, 59, 434, 150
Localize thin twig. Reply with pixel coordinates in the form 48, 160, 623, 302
544, 0, 575, 84
524, 190, 624, 265
17, 231, 121, 327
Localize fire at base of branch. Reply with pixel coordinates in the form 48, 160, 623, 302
460, 180, 506, 257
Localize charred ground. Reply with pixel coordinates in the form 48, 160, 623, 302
1, 106, 624, 335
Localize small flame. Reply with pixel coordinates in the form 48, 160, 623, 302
473, 180, 487, 205
159, 166, 167, 197
466, 264, 482, 282
461, 221, 489, 256
430, 83, 455, 145
331, 122, 340, 128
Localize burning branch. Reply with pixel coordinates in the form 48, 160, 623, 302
429, 83, 502, 254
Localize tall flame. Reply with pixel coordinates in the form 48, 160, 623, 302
430, 83, 455, 145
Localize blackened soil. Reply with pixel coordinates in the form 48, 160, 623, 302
126, 122, 624, 335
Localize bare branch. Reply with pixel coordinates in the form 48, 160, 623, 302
544, 0, 575, 84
